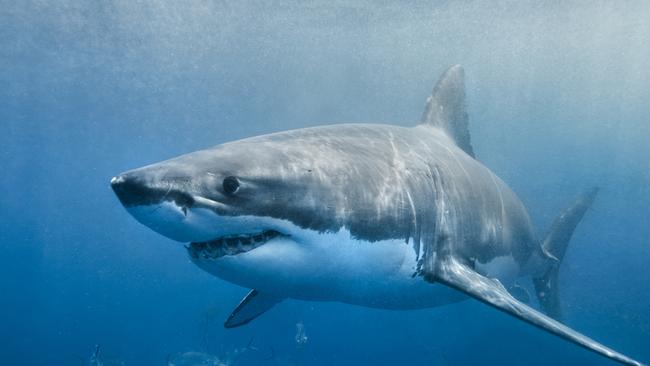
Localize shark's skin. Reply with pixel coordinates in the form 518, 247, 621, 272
111, 66, 643, 365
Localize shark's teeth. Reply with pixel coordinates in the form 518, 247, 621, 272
188, 230, 284, 260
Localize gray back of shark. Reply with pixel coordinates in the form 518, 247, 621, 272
111, 66, 644, 366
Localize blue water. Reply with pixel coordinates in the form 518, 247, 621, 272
2, 2, 649, 365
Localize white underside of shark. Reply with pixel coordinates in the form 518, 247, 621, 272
131, 203, 468, 309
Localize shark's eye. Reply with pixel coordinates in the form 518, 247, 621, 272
222, 176, 240, 195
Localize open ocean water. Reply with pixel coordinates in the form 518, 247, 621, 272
1, 1, 649, 365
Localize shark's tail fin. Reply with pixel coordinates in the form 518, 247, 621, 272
533, 188, 599, 320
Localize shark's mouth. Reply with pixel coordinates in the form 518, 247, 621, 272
188, 230, 285, 260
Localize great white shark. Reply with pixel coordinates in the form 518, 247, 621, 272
111, 66, 643, 365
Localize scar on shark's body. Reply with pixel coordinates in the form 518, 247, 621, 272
112, 65, 644, 366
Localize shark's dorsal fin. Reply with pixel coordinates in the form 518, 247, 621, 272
431, 257, 643, 366
224, 289, 284, 328
420, 65, 474, 158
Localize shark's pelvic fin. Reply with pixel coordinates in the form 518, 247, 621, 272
420, 64, 474, 158
431, 257, 643, 366
533, 187, 599, 320
224, 290, 284, 328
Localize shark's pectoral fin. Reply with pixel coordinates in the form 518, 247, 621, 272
431, 257, 643, 366
224, 290, 284, 328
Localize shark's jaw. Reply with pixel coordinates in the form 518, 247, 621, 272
187, 230, 287, 260
111, 172, 296, 254
122, 199, 298, 256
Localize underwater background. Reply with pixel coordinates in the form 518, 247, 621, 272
1, 1, 649, 365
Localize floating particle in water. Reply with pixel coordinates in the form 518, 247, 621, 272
295, 321, 308, 347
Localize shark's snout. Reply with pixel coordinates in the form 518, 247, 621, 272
110, 173, 150, 207
110, 173, 194, 209
111, 171, 206, 242
110, 175, 132, 205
